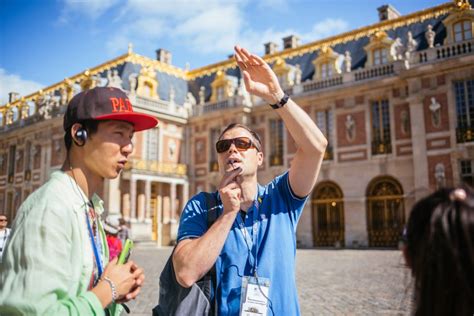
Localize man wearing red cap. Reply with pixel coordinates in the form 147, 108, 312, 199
0, 87, 158, 315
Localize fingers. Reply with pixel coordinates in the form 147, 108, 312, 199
219, 167, 242, 188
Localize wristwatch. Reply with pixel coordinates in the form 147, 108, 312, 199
269, 93, 290, 109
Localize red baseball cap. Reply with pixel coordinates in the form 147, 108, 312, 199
63, 87, 158, 131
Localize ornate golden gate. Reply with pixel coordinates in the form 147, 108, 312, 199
366, 177, 405, 247
312, 182, 345, 247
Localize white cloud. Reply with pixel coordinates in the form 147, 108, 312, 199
0, 68, 44, 105
305, 18, 350, 41
60, 0, 120, 21
102, 0, 349, 61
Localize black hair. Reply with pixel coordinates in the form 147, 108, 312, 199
64, 120, 101, 151
405, 185, 474, 316
218, 123, 262, 152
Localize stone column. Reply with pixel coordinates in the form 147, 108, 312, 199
103, 177, 121, 219
170, 183, 177, 222
130, 178, 137, 222
145, 180, 152, 222
122, 193, 130, 220
137, 181, 145, 222
156, 182, 163, 246
408, 94, 429, 200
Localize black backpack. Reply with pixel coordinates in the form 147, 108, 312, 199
152, 192, 219, 316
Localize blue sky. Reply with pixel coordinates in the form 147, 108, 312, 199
0, 0, 444, 104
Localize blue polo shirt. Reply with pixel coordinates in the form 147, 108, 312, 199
177, 172, 308, 315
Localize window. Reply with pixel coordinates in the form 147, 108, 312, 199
269, 119, 284, 166
209, 128, 220, 172
454, 79, 474, 143
460, 160, 474, 186
146, 128, 159, 161
371, 99, 391, 155
373, 48, 388, 65
8, 145, 16, 183
321, 63, 333, 79
454, 20, 472, 42
316, 109, 333, 160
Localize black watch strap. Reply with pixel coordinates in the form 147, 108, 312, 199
269, 93, 290, 109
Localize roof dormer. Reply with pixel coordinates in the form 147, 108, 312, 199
363, 31, 395, 67
312, 46, 342, 80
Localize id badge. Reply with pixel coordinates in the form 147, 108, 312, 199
240, 276, 270, 316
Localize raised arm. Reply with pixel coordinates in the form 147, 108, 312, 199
234, 45, 327, 197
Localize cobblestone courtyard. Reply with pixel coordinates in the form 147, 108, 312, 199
125, 244, 413, 315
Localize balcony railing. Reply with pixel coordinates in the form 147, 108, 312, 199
354, 64, 394, 81
456, 126, 474, 143
417, 38, 474, 64
124, 159, 187, 176
303, 76, 343, 93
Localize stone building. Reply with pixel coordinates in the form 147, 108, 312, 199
0, 1, 473, 247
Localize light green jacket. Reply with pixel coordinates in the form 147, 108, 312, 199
0, 171, 123, 316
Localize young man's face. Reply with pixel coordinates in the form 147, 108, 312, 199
0, 216, 7, 230
217, 127, 263, 176
82, 120, 134, 180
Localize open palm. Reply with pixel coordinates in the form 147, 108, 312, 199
234, 45, 284, 104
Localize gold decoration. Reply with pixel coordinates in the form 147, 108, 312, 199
188, 2, 453, 79
363, 30, 395, 67
136, 65, 159, 99
312, 45, 341, 80
454, 0, 472, 10
80, 69, 97, 91
210, 70, 235, 102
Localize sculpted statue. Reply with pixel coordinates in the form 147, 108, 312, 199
425, 24, 435, 48
199, 86, 205, 105
344, 51, 352, 73
400, 110, 410, 135
390, 38, 405, 61
429, 97, 441, 127
406, 31, 418, 54
345, 114, 356, 141
128, 74, 137, 95
169, 86, 175, 105
107, 69, 123, 89
294, 64, 302, 85
60, 87, 68, 106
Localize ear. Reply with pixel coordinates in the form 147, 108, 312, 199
71, 123, 85, 146
257, 151, 264, 167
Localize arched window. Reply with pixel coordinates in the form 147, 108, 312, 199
366, 176, 405, 247
312, 181, 344, 247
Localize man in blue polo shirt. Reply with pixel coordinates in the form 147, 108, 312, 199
173, 45, 328, 315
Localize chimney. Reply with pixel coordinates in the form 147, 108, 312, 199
264, 42, 278, 55
8, 92, 19, 103
282, 35, 300, 50
156, 48, 172, 64
377, 5, 401, 21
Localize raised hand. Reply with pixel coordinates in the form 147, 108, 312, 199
234, 45, 284, 104
218, 167, 243, 215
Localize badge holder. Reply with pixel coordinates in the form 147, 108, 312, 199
240, 275, 271, 316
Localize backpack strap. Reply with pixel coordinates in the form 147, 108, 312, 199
203, 192, 219, 316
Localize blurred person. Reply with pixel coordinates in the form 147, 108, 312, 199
118, 218, 130, 246
0, 214, 10, 263
172, 46, 328, 315
402, 185, 474, 316
0, 87, 157, 315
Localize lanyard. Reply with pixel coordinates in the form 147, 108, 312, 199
85, 205, 103, 283
236, 194, 261, 276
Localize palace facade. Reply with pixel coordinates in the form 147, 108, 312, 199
1, 1, 473, 247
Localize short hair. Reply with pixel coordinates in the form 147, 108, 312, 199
405, 185, 474, 315
218, 123, 262, 152
64, 120, 101, 151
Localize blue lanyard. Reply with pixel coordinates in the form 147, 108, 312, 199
236, 194, 261, 276
85, 206, 103, 282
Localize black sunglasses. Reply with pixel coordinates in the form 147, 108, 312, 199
216, 137, 259, 153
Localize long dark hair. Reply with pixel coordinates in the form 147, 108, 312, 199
405, 185, 474, 316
